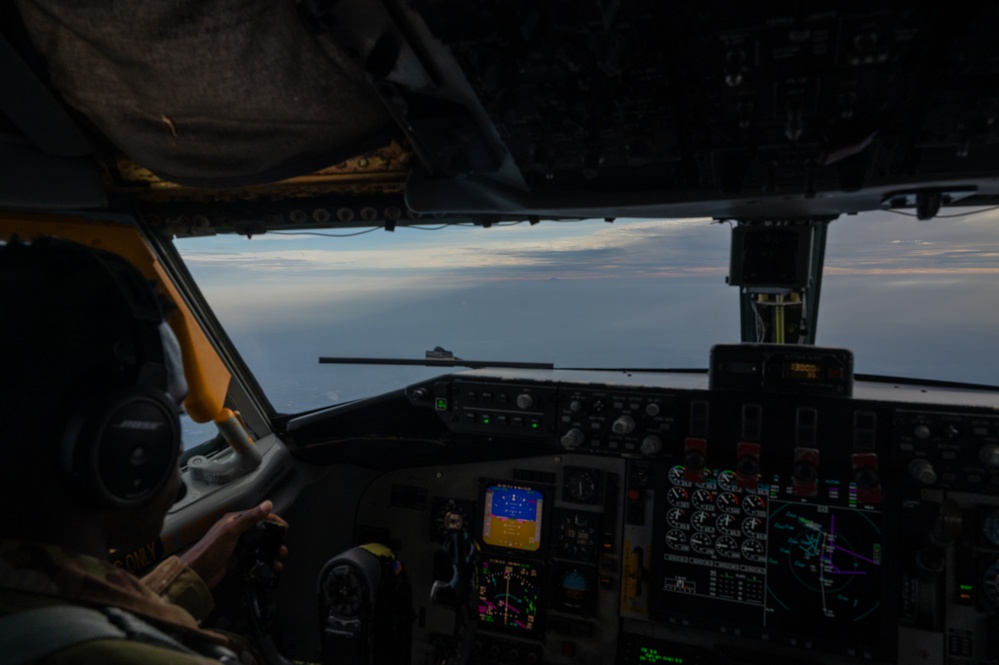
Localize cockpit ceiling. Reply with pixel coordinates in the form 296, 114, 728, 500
111, 143, 412, 203
5, 2, 999, 223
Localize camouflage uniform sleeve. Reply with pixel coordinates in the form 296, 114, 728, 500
140, 556, 215, 622
43, 638, 223, 664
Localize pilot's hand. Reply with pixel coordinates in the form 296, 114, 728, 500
180, 500, 289, 589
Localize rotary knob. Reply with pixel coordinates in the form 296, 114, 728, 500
908, 458, 938, 485
980, 444, 999, 467
561, 429, 585, 450
641, 435, 663, 456
793, 459, 818, 484
854, 466, 880, 489
516, 393, 535, 409
612, 415, 636, 435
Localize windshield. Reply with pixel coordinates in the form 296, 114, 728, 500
174, 209, 999, 418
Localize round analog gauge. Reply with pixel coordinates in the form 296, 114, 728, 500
563, 468, 598, 503
690, 532, 715, 555
434, 499, 471, 539
557, 511, 599, 561
716, 535, 740, 559
716, 513, 741, 536
983, 511, 999, 547
741, 538, 765, 562
692, 489, 715, 510
667, 507, 688, 528
668, 465, 691, 487
691, 510, 715, 533
743, 494, 767, 517
665, 529, 689, 551
982, 560, 999, 612
557, 566, 596, 614
717, 492, 741, 514
742, 516, 766, 539
667, 486, 690, 507
717, 470, 740, 493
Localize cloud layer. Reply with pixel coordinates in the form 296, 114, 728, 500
179, 217, 729, 281
173, 209, 999, 408
180, 210, 999, 286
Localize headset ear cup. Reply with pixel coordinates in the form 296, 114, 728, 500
60, 387, 180, 508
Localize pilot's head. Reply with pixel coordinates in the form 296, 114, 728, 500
0, 237, 187, 550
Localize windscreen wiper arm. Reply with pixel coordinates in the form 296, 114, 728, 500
319, 357, 554, 369
319, 347, 553, 370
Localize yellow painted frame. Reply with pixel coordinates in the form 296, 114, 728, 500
0, 212, 231, 423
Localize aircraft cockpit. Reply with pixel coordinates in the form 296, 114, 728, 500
256, 223, 999, 665
3, 3, 999, 665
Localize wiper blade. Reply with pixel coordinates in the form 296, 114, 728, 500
319, 350, 553, 370
319, 357, 553, 369
560, 367, 707, 373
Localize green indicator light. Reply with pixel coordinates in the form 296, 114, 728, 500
483, 418, 491, 425
637, 648, 684, 664
961, 584, 973, 591
531, 422, 539, 429
435, 398, 447, 411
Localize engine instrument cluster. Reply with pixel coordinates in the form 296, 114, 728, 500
653, 464, 887, 659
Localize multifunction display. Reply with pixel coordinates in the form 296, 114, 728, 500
482, 482, 545, 552
652, 465, 887, 660
478, 557, 544, 635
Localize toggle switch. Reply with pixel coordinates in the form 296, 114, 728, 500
684, 438, 707, 483
851, 452, 883, 504
735, 442, 761, 489
793, 447, 819, 497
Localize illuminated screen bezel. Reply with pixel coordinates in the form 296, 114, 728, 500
476, 555, 545, 637
478, 480, 549, 556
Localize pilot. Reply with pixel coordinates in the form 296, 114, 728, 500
0, 237, 287, 663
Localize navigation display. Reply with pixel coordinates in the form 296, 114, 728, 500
651, 465, 889, 660
478, 557, 544, 636
482, 483, 545, 552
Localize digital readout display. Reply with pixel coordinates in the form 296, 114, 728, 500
482, 484, 544, 552
783, 361, 820, 380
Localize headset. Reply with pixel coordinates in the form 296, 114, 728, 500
52, 243, 184, 508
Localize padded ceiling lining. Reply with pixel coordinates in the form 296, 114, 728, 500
14, 0, 398, 187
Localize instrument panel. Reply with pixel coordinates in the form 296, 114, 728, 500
652, 461, 888, 660
346, 365, 999, 665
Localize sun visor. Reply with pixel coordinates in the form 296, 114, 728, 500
13, 0, 396, 187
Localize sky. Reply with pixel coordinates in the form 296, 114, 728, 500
174, 208, 999, 432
